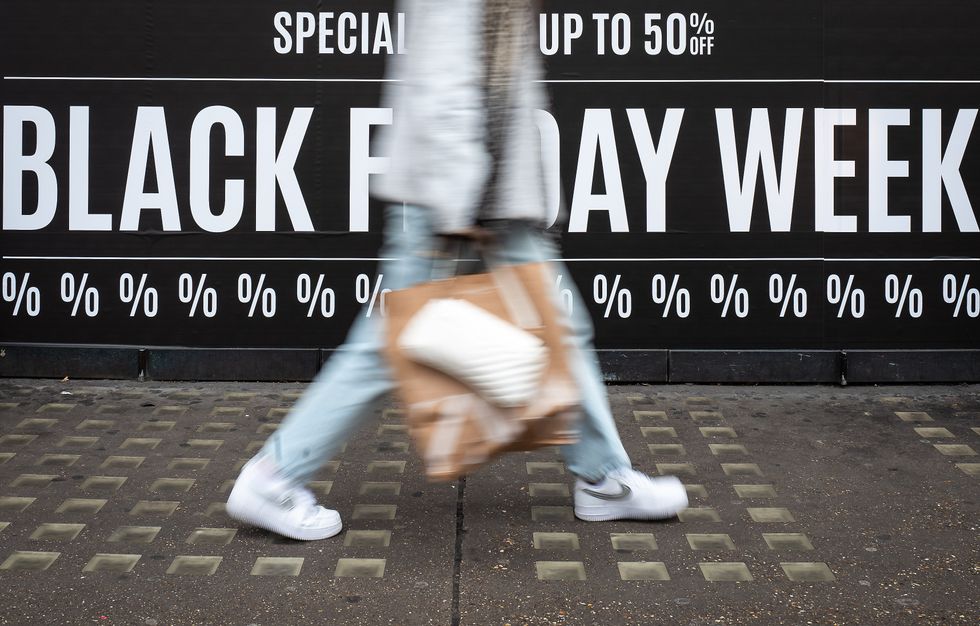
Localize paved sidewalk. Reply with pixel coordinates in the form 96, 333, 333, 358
0, 379, 977, 625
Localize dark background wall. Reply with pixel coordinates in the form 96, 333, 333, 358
1, 1, 978, 382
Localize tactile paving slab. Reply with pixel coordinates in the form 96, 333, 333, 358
0, 380, 978, 624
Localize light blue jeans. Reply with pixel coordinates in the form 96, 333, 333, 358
263, 205, 631, 484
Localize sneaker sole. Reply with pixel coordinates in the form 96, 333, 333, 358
227, 490, 342, 541
573, 501, 688, 522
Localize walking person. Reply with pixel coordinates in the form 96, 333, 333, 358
227, 0, 688, 540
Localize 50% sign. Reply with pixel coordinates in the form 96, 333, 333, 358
2, 272, 41, 317
60, 272, 100, 317
178, 274, 218, 318
942, 274, 980, 318
593, 274, 632, 319
118, 273, 159, 318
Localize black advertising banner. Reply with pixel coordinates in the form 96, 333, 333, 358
1, 1, 979, 359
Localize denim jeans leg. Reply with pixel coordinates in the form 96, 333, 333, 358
262, 205, 437, 485
489, 226, 631, 482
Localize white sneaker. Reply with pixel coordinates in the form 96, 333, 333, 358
226, 455, 342, 540
573, 467, 689, 522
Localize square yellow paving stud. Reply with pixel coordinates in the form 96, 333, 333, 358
686, 396, 714, 406
678, 508, 721, 523
684, 485, 708, 500
344, 530, 392, 548
129, 501, 179, 517
321, 460, 341, 474
611, 533, 658, 552
895, 411, 932, 422
648, 444, 686, 456
748, 508, 796, 523
257, 423, 280, 434
367, 460, 406, 474
377, 424, 408, 436
252, 557, 304, 576
268, 407, 290, 419
686, 534, 736, 550
119, 438, 161, 451
308, 481, 334, 496
197, 422, 235, 433
690, 411, 724, 422
359, 482, 399, 496
224, 391, 258, 402
30, 523, 85, 541
633, 411, 668, 423
168, 458, 210, 471
352, 505, 397, 520
955, 463, 980, 477
77, 419, 115, 431
186, 439, 223, 451
101, 456, 144, 469
533, 532, 580, 550
914, 427, 954, 439
81, 476, 127, 491
709, 444, 749, 456
656, 463, 696, 477
167, 556, 222, 576
209, 407, 245, 418
531, 506, 574, 522
245, 441, 266, 454
0, 434, 38, 446
0, 453, 15, 465
781, 562, 835, 582
16, 418, 58, 430
152, 406, 187, 417
973, 428, 980, 437
699, 562, 753, 582
95, 405, 127, 415
734, 484, 777, 499
528, 483, 570, 498
618, 562, 670, 581
55, 498, 107, 514
37, 454, 80, 467
626, 393, 649, 404
700, 427, 737, 438
0, 523, 8, 535
0, 402, 20, 411
83, 554, 141, 573
0, 551, 60, 571
722, 463, 763, 477
186, 528, 237, 546
107, 526, 161, 543
38, 403, 75, 413
376, 441, 410, 453
526, 462, 565, 476
934, 444, 976, 456
641, 427, 677, 439
150, 478, 195, 493
11, 474, 56, 488
139, 420, 176, 432
57, 436, 99, 449
335, 558, 386, 578
535, 561, 586, 581
763, 533, 814, 551
204, 503, 228, 518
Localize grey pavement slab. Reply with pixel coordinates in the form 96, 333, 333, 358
0, 380, 977, 625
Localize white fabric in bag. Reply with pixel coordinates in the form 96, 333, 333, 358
397, 297, 548, 407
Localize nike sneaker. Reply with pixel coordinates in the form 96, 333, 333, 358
573, 467, 689, 521
226, 455, 342, 541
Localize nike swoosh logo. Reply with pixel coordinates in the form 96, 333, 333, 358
582, 481, 632, 501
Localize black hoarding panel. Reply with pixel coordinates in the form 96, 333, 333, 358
2, 1, 978, 382
145, 348, 320, 382
0, 345, 138, 379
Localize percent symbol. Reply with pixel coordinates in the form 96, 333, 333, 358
593, 274, 632, 319
1, 272, 41, 317
651, 274, 690, 318
60, 272, 100, 317
178, 273, 218, 318
119, 273, 159, 318
356, 273, 390, 317
884, 274, 923, 318
768, 274, 807, 318
826, 274, 865, 319
555, 274, 574, 315
942, 274, 980, 318
238, 273, 277, 318
709, 274, 749, 318
296, 274, 336, 318
690, 12, 715, 34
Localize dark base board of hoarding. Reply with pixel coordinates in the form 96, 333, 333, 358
1, 344, 979, 384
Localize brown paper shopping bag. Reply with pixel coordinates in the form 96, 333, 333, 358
384, 261, 580, 481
